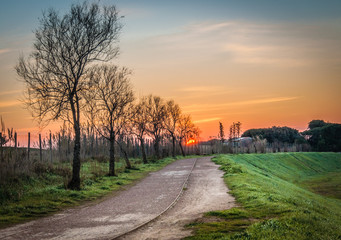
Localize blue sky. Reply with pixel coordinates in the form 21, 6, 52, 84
0, 0, 341, 139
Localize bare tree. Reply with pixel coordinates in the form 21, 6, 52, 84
16, 2, 122, 189
145, 95, 166, 160
218, 121, 225, 143
130, 97, 149, 164
164, 100, 181, 158
235, 121, 242, 138
115, 111, 133, 169
177, 114, 199, 156
85, 65, 134, 176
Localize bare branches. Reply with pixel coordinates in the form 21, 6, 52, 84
84, 64, 134, 175
16, 1, 122, 189
16, 2, 122, 124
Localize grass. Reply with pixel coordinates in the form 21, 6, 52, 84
0, 155, 194, 228
186, 152, 341, 240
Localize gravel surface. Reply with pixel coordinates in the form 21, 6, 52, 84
0, 158, 197, 240
119, 156, 236, 240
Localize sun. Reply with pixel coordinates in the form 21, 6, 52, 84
186, 139, 196, 145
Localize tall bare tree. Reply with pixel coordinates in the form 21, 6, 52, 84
177, 114, 199, 156
85, 65, 134, 176
145, 95, 166, 159
164, 100, 181, 158
16, 2, 121, 189
218, 121, 225, 143
130, 97, 149, 164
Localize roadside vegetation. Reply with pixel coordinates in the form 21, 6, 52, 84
186, 152, 341, 239
0, 155, 192, 228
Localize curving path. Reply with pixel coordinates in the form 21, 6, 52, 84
119, 156, 235, 240
0, 157, 235, 240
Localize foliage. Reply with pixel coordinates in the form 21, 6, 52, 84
242, 126, 305, 144
303, 120, 341, 152
186, 153, 341, 240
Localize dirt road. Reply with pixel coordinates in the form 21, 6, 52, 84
0, 157, 235, 240
119, 156, 235, 240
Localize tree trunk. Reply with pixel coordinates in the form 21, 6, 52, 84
179, 141, 185, 157
109, 131, 116, 176
140, 137, 148, 164
117, 141, 132, 169
0, 132, 3, 161
154, 137, 161, 159
172, 135, 176, 158
39, 134, 42, 162
68, 121, 81, 190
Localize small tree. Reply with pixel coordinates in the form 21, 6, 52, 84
145, 95, 167, 160
130, 97, 149, 164
235, 121, 241, 138
165, 100, 181, 158
16, 2, 122, 189
218, 122, 225, 143
85, 65, 134, 176
177, 114, 199, 156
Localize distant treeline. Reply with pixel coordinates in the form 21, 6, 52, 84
241, 120, 341, 152
242, 126, 305, 144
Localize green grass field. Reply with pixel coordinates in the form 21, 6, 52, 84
186, 152, 341, 240
0, 155, 192, 228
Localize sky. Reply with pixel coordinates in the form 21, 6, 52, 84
0, 0, 341, 143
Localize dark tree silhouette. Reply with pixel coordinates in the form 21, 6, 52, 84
177, 114, 199, 157
16, 2, 122, 189
145, 95, 167, 160
85, 65, 134, 176
218, 121, 225, 143
165, 100, 181, 158
130, 97, 149, 164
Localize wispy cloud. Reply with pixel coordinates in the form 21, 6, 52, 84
231, 96, 299, 106
148, 20, 341, 67
173, 85, 234, 100
0, 100, 21, 108
0, 48, 11, 55
0, 89, 22, 96
184, 96, 300, 113
179, 86, 222, 92
193, 117, 221, 123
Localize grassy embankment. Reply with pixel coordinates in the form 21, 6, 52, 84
186, 152, 341, 239
0, 155, 193, 228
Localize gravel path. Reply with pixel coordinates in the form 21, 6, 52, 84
119, 156, 235, 240
0, 158, 197, 240
0, 157, 235, 240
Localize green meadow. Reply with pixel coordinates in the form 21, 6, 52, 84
187, 152, 341, 239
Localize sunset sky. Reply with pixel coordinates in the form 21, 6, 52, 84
0, 0, 341, 142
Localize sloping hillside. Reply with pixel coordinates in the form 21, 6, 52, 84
187, 152, 341, 240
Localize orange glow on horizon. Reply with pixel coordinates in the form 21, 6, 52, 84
186, 139, 196, 145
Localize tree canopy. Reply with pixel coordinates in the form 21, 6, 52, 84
242, 126, 305, 144
303, 120, 341, 152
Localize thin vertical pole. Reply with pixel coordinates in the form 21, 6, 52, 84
14, 132, 17, 150
27, 132, 30, 161
58, 133, 61, 160
0, 132, 3, 161
49, 132, 52, 162
39, 134, 42, 162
